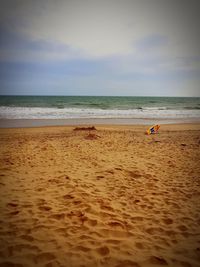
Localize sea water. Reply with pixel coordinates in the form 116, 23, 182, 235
0, 95, 200, 121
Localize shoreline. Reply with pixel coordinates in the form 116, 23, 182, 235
1, 122, 200, 134
0, 118, 200, 128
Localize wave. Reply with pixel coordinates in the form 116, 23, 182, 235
1, 106, 200, 120
183, 106, 200, 110
141, 107, 168, 111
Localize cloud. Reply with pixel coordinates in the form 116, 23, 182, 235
0, 0, 199, 62
0, 0, 200, 96
0, 24, 85, 63
136, 34, 168, 50
0, 0, 199, 59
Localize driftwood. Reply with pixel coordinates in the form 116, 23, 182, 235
73, 126, 97, 131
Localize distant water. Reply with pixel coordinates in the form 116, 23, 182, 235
0, 95, 200, 120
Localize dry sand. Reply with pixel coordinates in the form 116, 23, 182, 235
0, 124, 200, 267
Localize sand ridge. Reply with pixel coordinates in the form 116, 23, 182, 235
0, 124, 200, 267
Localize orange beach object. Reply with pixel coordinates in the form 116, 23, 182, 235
146, 124, 160, 135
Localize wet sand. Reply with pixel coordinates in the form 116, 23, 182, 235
1, 118, 200, 128
0, 124, 200, 267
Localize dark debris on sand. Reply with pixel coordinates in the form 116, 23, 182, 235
73, 126, 97, 131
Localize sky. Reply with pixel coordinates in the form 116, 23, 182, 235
0, 0, 199, 96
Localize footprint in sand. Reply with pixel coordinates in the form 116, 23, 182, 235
38, 206, 52, 211
100, 204, 114, 212
147, 256, 168, 265
162, 218, 173, 225
145, 227, 164, 235
50, 213, 65, 220
63, 194, 74, 200
20, 234, 34, 242
34, 252, 56, 264
86, 219, 98, 227
127, 170, 142, 179
96, 246, 110, 256
177, 225, 188, 231
96, 175, 105, 180
7, 202, 18, 208
107, 221, 125, 229
135, 242, 144, 249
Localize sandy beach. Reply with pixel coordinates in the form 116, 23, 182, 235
0, 123, 200, 267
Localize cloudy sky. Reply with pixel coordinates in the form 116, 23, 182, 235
0, 0, 199, 96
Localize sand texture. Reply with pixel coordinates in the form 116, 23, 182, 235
0, 124, 200, 267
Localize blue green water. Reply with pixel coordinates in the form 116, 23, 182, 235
0, 95, 200, 119
0, 95, 200, 109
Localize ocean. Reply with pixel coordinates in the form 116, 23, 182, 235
0, 95, 200, 123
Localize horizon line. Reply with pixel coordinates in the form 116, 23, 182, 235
0, 94, 199, 98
